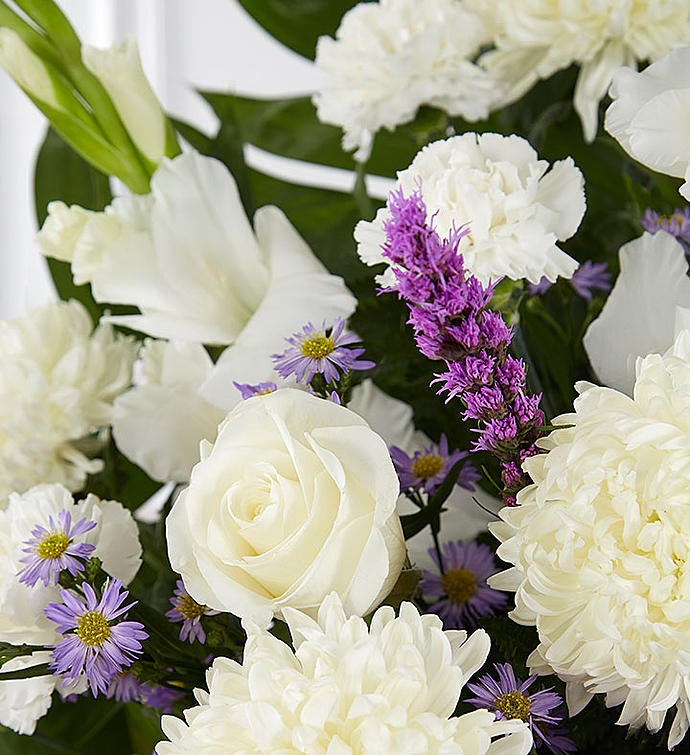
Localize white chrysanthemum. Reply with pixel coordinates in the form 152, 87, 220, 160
313, 0, 500, 162
467, 0, 690, 142
158, 594, 532, 754
0, 300, 137, 501
490, 330, 690, 750
605, 45, 690, 202
356, 133, 585, 285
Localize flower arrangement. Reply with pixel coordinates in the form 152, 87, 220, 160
0, 1, 689, 753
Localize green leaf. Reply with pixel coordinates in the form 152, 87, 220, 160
34, 127, 112, 323
235, 0, 358, 60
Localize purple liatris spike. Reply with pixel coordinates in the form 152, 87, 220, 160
390, 434, 478, 495
381, 186, 545, 502
44, 578, 148, 696
272, 318, 374, 384
465, 662, 576, 754
18, 509, 96, 587
166, 578, 219, 644
420, 540, 507, 629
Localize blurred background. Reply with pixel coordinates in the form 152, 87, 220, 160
0, 0, 320, 319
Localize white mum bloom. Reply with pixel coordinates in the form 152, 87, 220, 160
36, 151, 356, 345
356, 133, 585, 285
490, 330, 690, 749
605, 45, 690, 201
467, 0, 690, 141
158, 594, 532, 754
313, 0, 499, 162
0, 300, 137, 501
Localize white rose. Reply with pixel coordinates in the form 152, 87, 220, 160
605, 45, 690, 201
356, 133, 585, 286
166, 388, 406, 626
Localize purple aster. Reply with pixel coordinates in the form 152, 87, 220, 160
166, 579, 219, 644
17, 509, 96, 587
105, 671, 146, 703
272, 318, 375, 384
642, 207, 690, 252
142, 684, 185, 712
528, 276, 553, 296
570, 260, 611, 301
466, 663, 576, 755
44, 578, 148, 696
420, 540, 507, 629
390, 435, 479, 495
233, 381, 277, 399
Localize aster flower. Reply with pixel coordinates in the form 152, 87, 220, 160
17, 509, 96, 587
232, 380, 277, 400
272, 318, 374, 384
165, 579, 219, 644
105, 671, 145, 703
141, 684, 185, 713
641, 207, 690, 253
390, 434, 478, 495
529, 262, 612, 301
466, 663, 576, 755
44, 578, 148, 696
420, 540, 507, 629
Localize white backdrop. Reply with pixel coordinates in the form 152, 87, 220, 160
0, 0, 321, 319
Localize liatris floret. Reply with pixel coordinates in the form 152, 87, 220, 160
380, 187, 545, 501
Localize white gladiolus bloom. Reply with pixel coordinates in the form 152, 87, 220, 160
0, 28, 59, 109
36, 151, 356, 345
0, 300, 137, 501
583, 232, 690, 394
356, 133, 585, 286
490, 330, 690, 749
112, 339, 224, 483
166, 389, 406, 626
467, 0, 690, 142
605, 45, 690, 201
313, 0, 500, 162
157, 594, 532, 754
83, 40, 167, 163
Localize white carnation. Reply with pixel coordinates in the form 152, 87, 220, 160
468, 0, 690, 141
356, 133, 585, 285
313, 0, 500, 162
605, 45, 690, 202
0, 652, 54, 736
157, 594, 532, 754
490, 330, 690, 749
0, 300, 137, 501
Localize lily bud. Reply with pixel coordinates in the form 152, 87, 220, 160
82, 40, 166, 164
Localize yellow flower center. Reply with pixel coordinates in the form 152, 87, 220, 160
37, 533, 70, 560
301, 335, 335, 359
494, 691, 532, 722
411, 453, 444, 480
176, 593, 207, 620
441, 567, 477, 605
76, 611, 111, 647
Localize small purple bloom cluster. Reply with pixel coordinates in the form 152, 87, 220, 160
528, 260, 611, 301
166, 578, 219, 644
642, 206, 690, 253
381, 187, 545, 502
